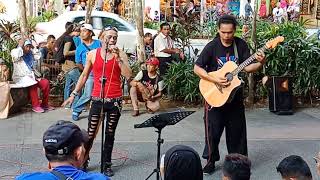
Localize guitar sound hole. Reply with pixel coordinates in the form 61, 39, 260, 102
225, 73, 233, 82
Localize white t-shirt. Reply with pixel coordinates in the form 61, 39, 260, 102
154, 33, 174, 58
273, 7, 284, 17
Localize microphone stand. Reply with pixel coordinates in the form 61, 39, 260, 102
99, 41, 109, 173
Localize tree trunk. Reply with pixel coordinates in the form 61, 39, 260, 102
247, 0, 259, 106
85, 0, 96, 23
135, 0, 145, 63
18, 0, 28, 39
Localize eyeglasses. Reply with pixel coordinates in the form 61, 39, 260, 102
104, 26, 118, 33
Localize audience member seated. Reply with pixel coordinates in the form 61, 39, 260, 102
11, 40, 54, 113
130, 57, 164, 116
160, 145, 203, 180
16, 120, 110, 180
222, 153, 251, 180
276, 155, 312, 180
39, 35, 57, 78
144, 32, 154, 61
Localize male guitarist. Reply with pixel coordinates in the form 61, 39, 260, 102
194, 15, 266, 174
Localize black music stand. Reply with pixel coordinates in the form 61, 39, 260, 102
134, 110, 195, 180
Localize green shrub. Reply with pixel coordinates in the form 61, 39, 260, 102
253, 19, 320, 100
163, 60, 201, 103
144, 21, 159, 30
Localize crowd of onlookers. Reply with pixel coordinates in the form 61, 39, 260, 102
15, 120, 319, 180
9, 20, 184, 118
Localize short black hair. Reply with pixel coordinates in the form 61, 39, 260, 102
160, 22, 170, 30
218, 14, 238, 29
65, 21, 73, 30
47, 35, 55, 41
223, 154, 251, 180
144, 32, 152, 38
277, 155, 312, 180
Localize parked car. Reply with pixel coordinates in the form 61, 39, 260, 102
33, 11, 157, 53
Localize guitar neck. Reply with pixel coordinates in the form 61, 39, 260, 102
232, 45, 267, 75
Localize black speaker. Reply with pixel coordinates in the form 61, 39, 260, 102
268, 76, 293, 115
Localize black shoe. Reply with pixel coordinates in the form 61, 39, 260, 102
104, 167, 114, 177
203, 162, 215, 175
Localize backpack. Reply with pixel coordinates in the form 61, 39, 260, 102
53, 38, 65, 64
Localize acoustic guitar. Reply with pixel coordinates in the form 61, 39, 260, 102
199, 36, 284, 107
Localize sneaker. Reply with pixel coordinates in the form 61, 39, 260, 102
104, 167, 114, 177
72, 113, 79, 121
203, 162, 215, 175
131, 110, 139, 117
32, 106, 45, 113
41, 105, 55, 111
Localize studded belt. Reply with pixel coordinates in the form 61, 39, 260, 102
91, 96, 122, 103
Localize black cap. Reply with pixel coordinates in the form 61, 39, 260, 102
43, 120, 89, 155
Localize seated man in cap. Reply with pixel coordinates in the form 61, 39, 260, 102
16, 120, 110, 180
11, 39, 54, 113
130, 57, 164, 116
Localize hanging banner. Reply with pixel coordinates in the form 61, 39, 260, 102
145, 0, 161, 22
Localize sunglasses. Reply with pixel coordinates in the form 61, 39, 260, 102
104, 26, 118, 33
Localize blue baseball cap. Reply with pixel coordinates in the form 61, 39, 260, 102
43, 120, 89, 155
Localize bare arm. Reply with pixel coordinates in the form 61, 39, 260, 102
161, 48, 180, 54
244, 62, 263, 73
73, 51, 94, 93
63, 42, 75, 57
243, 51, 266, 73
152, 91, 162, 99
130, 79, 140, 87
61, 51, 94, 106
194, 64, 230, 86
119, 50, 132, 80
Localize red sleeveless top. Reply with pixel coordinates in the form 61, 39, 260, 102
91, 48, 122, 98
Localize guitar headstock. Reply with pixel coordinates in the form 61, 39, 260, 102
265, 36, 285, 49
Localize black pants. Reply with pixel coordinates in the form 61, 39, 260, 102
202, 101, 248, 163
86, 99, 122, 166
157, 56, 173, 77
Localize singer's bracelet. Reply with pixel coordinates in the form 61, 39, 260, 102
71, 91, 79, 97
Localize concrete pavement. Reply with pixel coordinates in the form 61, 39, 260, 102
1, 106, 320, 179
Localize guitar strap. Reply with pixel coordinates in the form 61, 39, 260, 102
233, 41, 239, 62
233, 40, 244, 84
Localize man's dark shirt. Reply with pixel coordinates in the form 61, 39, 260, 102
195, 37, 251, 104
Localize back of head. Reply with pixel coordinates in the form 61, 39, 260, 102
43, 120, 88, 163
164, 145, 203, 180
276, 155, 312, 180
223, 153, 251, 180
